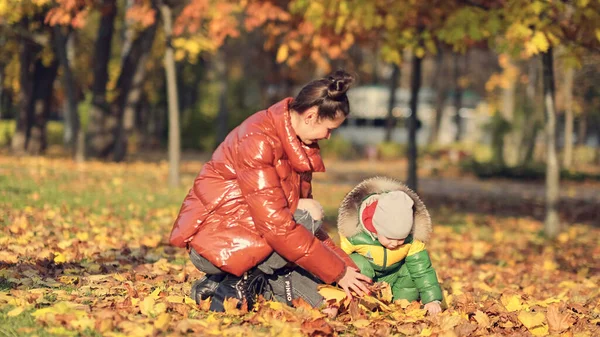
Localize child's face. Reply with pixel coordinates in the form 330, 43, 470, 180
376, 233, 406, 250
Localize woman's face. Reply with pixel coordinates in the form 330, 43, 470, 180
295, 106, 346, 145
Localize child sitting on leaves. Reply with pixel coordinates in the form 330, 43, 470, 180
337, 177, 443, 315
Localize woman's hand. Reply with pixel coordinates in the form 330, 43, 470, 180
424, 301, 442, 315
297, 198, 324, 221
337, 267, 372, 299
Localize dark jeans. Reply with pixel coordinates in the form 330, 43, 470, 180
189, 209, 326, 307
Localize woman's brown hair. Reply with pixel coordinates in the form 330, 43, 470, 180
290, 70, 356, 119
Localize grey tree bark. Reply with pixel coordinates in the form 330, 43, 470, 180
26, 56, 59, 154
542, 48, 560, 239
453, 52, 464, 142
407, 53, 422, 192
501, 58, 518, 166
562, 67, 574, 169
384, 64, 401, 142
86, 0, 117, 157
214, 50, 229, 148
159, 2, 181, 187
54, 26, 83, 161
11, 19, 36, 153
520, 59, 541, 165
112, 20, 158, 161
428, 50, 448, 145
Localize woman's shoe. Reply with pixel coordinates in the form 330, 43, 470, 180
208, 269, 272, 312
190, 274, 224, 304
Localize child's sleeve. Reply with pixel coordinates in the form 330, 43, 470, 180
406, 240, 443, 304
338, 234, 356, 255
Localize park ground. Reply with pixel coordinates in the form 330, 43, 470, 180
0, 153, 599, 337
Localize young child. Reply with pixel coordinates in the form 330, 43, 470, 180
337, 177, 443, 315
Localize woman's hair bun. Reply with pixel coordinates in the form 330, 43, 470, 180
326, 70, 355, 99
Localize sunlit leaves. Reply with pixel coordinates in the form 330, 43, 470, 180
2, 156, 600, 336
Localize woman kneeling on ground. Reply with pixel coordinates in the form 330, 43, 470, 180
169, 70, 372, 312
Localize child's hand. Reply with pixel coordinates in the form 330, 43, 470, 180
424, 301, 442, 315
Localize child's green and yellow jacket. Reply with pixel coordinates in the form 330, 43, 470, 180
337, 177, 443, 304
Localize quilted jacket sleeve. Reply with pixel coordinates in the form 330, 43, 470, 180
406, 240, 443, 304
315, 229, 359, 270
234, 134, 347, 284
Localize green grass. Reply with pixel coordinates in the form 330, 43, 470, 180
0, 307, 58, 337
0, 158, 188, 221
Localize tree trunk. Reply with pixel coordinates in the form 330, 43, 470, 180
214, 50, 229, 147
428, 50, 447, 145
12, 23, 36, 153
27, 56, 59, 154
407, 53, 422, 192
542, 48, 560, 239
453, 52, 464, 142
384, 64, 400, 142
501, 56, 518, 166
577, 112, 587, 145
112, 20, 158, 161
520, 59, 539, 165
54, 26, 81, 158
562, 67, 574, 169
160, 3, 181, 187
86, 0, 117, 157
0, 67, 3, 120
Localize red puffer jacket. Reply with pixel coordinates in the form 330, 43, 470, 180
169, 98, 355, 284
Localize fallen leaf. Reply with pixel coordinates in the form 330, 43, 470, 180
518, 310, 546, 329
301, 318, 333, 336
7, 306, 25, 317
154, 313, 171, 330
501, 294, 523, 312
547, 304, 574, 333
473, 310, 491, 328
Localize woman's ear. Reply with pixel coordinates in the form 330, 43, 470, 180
303, 106, 319, 123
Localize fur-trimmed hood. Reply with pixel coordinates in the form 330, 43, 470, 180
337, 177, 432, 242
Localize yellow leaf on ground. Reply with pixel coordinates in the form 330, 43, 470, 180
140, 297, 155, 317
317, 285, 347, 304
544, 259, 558, 271
268, 301, 285, 311
149, 287, 162, 299
53, 252, 66, 264
502, 294, 523, 312
351, 319, 370, 328
166, 295, 185, 303
421, 327, 432, 336
154, 313, 171, 330
76, 232, 89, 241
440, 314, 464, 330
518, 311, 546, 329
7, 306, 25, 317
531, 325, 549, 336
113, 273, 127, 282
474, 310, 491, 328
70, 316, 96, 331
0, 251, 18, 263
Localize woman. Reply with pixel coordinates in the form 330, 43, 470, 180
169, 70, 371, 312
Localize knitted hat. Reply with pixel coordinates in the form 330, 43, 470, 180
360, 191, 414, 239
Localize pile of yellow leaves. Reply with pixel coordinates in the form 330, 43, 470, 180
0, 156, 599, 336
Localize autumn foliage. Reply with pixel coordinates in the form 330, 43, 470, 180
0, 156, 599, 336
